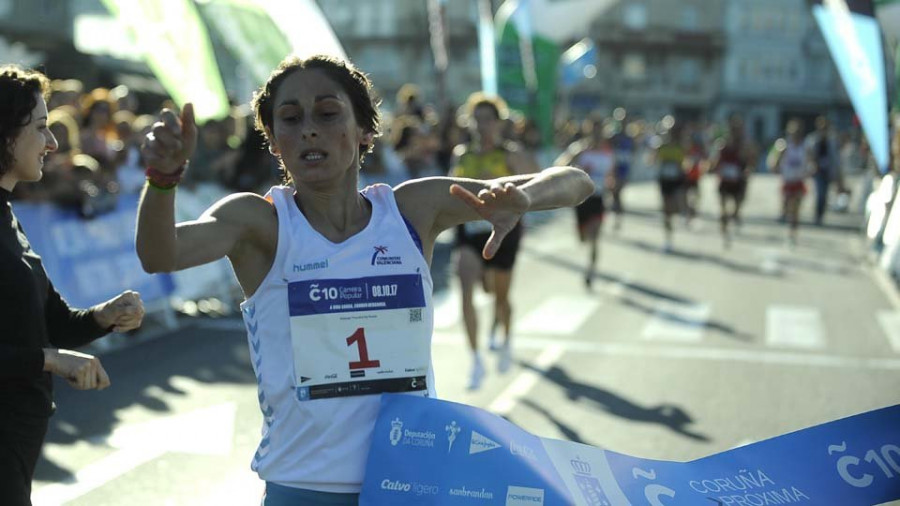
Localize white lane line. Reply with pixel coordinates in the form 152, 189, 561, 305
877, 311, 900, 353
642, 302, 711, 343
766, 306, 825, 349
431, 333, 900, 371
516, 296, 602, 335
488, 345, 565, 416
33, 403, 236, 505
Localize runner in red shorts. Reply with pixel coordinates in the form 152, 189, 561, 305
711, 116, 757, 248
770, 119, 810, 246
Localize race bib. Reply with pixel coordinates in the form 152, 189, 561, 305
288, 274, 429, 401
463, 219, 494, 235
720, 163, 742, 180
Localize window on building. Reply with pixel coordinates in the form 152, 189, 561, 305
623, 3, 647, 30
681, 5, 699, 31
679, 58, 701, 88
355, 3, 372, 35
622, 53, 646, 81
327, 2, 354, 32
378, 0, 396, 36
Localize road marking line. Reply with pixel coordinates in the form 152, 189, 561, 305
766, 305, 825, 349
431, 333, 900, 370
877, 311, 900, 353
488, 345, 565, 416
642, 302, 711, 343
516, 296, 601, 335
33, 403, 236, 505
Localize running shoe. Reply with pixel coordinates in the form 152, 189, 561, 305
488, 321, 501, 350
468, 358, 485, 390
497, 346, 513, 374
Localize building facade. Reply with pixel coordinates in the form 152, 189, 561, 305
566, 0, 727, 122
716, 0, 851, 143
317, 0, 487, 112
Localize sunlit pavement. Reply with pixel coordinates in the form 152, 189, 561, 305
32, 174, 900, 505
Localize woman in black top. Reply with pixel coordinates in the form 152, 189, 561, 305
0, 66, 145, 506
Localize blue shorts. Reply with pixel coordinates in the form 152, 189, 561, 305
262, 482, 359, 506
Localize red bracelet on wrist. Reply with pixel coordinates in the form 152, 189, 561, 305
146, 163, 187, 189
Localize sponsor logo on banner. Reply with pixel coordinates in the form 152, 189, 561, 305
379, 478, 440, 496
469, 431, 501, 455
446, 420, 461, 453
390, 418, 403, 446
449, 486, 494, 500
371, 245, 402, 266
293, 259, 329, 273
510, 440, 538, 461
570, 456, 612, 506
381, 479, 411, 492
388, 417, 436, 449
506, 486, 545, 505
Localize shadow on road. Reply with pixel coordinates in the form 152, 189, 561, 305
591, 271, 697, 304
609, 237, 783, 278
522, 247, 700, 303
618, 297, 754, 342
34, 321, 256, 481
518, 399, 586, 444
623, 205, 863, 237
520, 363, 710, 443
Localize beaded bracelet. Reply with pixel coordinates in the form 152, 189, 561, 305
145, 163, 187, 190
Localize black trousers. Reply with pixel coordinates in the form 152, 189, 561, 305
0, 412, 48, 506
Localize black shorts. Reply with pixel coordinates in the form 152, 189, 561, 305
456, 222, 523, 270
575, 195, 605, 227
719, 179, 747, 199
658, 178, 685, 197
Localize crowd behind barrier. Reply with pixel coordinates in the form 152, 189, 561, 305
16, 76, 886, 326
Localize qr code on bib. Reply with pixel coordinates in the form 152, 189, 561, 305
409, 308, 422, 323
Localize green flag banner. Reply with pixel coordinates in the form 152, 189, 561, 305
493, 0, 618, 146
495, 1, 560, 147
196, 0, 292, 87
101, 0, 230, 122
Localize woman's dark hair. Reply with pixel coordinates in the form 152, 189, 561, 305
252, 55, 381, 169
0, 65, 50, 175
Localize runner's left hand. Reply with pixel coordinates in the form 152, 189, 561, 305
450, 182, 530, 259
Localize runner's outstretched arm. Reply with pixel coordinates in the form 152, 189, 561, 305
395, 167, 593, 258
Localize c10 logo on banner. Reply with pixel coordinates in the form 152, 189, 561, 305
829, 441, 900, 488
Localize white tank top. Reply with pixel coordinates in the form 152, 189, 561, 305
779, 141, 807, 183
239, 184, 436, 493
575, 148, 614, 194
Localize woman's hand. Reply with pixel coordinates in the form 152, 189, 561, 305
93, 291, 145, 333
450, 182, 530, 259
142, 103, 197, 174
43, 349, 111, 390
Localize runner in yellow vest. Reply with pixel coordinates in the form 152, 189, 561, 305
450, 92, 538, 390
